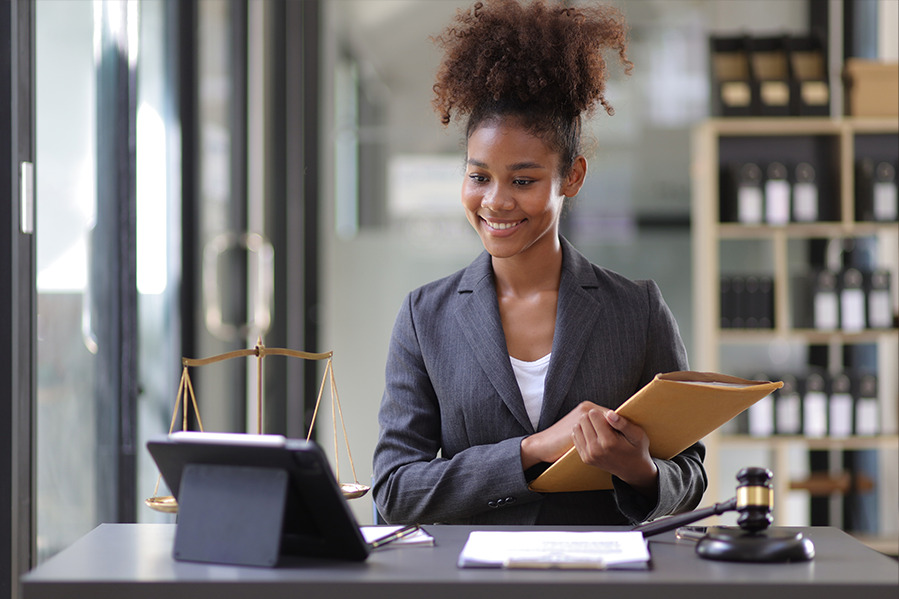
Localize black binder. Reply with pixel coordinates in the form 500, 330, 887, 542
765, 162, 791, 225
840, 268, 866, 332
737, 163, 764, 224
747, 371, 775, 437
802, 372, 829, 437
866, 270, 893, 329
854, 374, 879, 436
828, 373, 854, 438
872, 162, 897, 222
855, 157, 899, 222
743, 275, 761, 328
792, 162, 819, 222
757, 275, 775, 329
774, 374, 803, 435
856, 160, 898, 222
855, 158, 883, 222
730, 275, 746, 328
812, 269, 839, 330
720, 275, 734, 328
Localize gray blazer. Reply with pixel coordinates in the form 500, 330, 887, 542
373, 237, 706, 525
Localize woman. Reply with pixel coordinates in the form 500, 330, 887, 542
372, 0, 706, 526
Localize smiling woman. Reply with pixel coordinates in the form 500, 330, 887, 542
371, 0, 706, 527
462, 123, 584, 266
462, 122, 585, 363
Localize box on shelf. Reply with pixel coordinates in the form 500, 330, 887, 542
788, 35, 830, 116
749, 36, 792, 117
844, 59, 899, 117
709, 36, 755, 117
709, 34, 830, 117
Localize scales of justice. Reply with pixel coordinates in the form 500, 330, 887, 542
145, 338, 369, 513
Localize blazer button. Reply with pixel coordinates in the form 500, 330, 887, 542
488, 501, 497, 508
505, 496, 515, 503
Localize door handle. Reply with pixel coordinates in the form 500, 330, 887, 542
202, 232, 273, 341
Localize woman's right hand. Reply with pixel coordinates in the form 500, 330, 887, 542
520, 401, 600, 470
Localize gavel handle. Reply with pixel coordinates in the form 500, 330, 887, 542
633, 497, 738, 538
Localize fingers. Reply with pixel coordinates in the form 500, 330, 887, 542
572, 407, 620, 456
523, 403, 603, 466
572, 407, 648, 461
603, 410, 639, 445
570, 406, 657, 493
575, 406, 624, 442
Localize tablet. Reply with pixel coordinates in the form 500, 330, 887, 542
147, 433, 370, 564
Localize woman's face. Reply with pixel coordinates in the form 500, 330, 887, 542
462, 119, 585, 261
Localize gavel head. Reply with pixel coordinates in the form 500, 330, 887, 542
735, 467, 774, 533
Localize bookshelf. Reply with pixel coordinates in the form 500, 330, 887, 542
691, 117, 899, 554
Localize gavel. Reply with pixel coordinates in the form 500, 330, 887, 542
635, 466, 773, 537
634, 467, 815, 562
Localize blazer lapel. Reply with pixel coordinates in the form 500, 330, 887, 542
538, 239, 603, 430
454, 252, 533, 432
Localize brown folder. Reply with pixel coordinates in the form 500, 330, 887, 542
527, 371, 783, 493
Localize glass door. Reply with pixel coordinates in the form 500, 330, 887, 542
35, 0, 103, 560
34, 0, 184, 560
34, 0, 302, 562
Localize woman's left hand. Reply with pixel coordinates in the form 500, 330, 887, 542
571, 406, 658, 496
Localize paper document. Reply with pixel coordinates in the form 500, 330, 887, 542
529, 371, 783, 493
361, 525, 434, 547
457, 531, 650, 570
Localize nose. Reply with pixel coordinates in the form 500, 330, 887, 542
480, 183, 514, 211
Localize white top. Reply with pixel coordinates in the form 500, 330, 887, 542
509, 353, 551, 430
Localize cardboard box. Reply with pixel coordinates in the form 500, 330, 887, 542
844, 59, 899, 117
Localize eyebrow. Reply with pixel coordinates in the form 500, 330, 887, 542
466, 159, 547, 171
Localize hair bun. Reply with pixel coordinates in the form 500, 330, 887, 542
432, 0, 632, 126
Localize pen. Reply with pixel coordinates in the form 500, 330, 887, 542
369, 524, 421, 549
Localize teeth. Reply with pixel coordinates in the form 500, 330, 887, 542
485, 220, 519, 230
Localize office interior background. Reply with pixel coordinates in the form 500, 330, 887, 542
2, 0, 897, 596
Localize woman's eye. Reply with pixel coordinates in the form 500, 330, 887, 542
468, 174, 488, 183
513, 179, 533, 186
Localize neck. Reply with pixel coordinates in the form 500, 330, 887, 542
491, 238, 563, 297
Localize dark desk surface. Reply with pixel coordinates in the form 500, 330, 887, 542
21, 524, 899, 599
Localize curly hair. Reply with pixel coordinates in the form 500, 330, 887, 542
432, 0, 631, 172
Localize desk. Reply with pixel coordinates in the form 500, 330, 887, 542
21, 524, 898, 599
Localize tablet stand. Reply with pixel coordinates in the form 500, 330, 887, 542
173, 463, 289, 567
